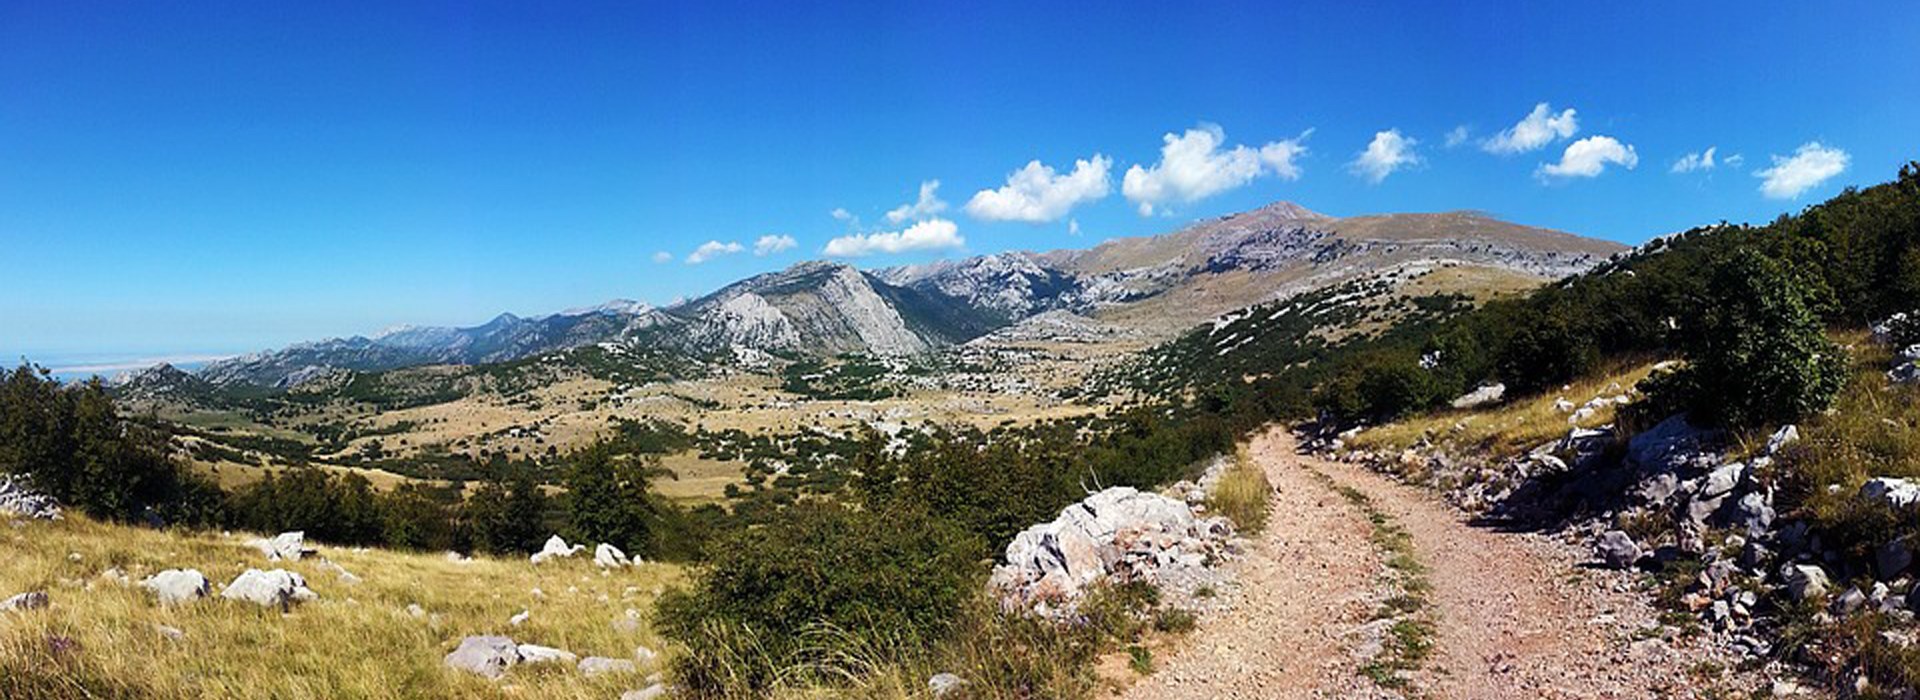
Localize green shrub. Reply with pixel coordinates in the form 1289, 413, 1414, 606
656, 501, 987, 695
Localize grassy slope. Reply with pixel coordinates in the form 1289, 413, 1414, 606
1349, 361, 1657, 455
0, 516, 680, 700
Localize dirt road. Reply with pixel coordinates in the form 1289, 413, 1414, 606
1119, 427, 1738, 699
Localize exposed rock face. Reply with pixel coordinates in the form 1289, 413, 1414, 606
0, 475, 61, 520
141, 569, 211, 606
221, 569, 316, 609
989, 486, 1236, 615
445, 635, 521, 679
530, 535, 585, 565
247, 531, 314, 561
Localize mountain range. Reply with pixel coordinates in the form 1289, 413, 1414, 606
190, 203, 1625, 388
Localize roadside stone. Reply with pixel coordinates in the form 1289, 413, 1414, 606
445, 635, 521, 679
1595, 531, 1641, 569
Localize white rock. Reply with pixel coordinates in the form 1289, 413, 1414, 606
445, 635, 520, 679
515, 643, 576, 664
220, 569, 316, 609
929, 672, 967, 697
1, 591, 48, 612
140, 569, 211, 606
246, 531, 313, 561
1862, 477, 1920, 509
1766, 424, 1800, 455
594, 543, 632, 568
633, 645, 659, 665
621, 684, 669, 700
530, 535, 586, 565
510, 610, 530, 626
578, 656, 638, 676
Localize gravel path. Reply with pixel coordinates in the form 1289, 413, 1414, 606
1118, 427, 1745, 699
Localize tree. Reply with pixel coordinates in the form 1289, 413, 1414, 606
1656, 250, 1848, 428
465, 469, 548, 554
564, 444, 667, 556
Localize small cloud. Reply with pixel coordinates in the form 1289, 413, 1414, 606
1444, 125, 1471, 148
753, 234, 797, 256
1723, 153, 1746, 169
1756, 142, 1849, 199
1483, 103, 1579, 155
823, 218, 964, 257
965, 155, 1112, 223
1121, 123, 1310, 216
1670, 147, 1718, 173
1537, 135, 1638, 179
685, 240, 744, 264
1348, 129, 1421, 184
1068, 218, 1081, 236
830, 207, 854, 222
885, 181, 948, 224
651, 251, 673, 264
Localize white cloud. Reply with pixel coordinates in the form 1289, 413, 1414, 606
1348, 129, 1421, 184
885, 180, 948, 224
685, 240, 744, 264
823, 218, 964, 257
651, 251, 673, 264
1537, 136, 1638, 179
1756, 142, 1850, 199
830, 207, 854, 222
753, 234, 797, 256
1723, 153, 1746, 169
1121, 123, 1309, 216
965, 155, 1112, 222
1483, 103, 1579, 155
1671, 147, 1718, 173
1068, 218, 1081, 236
1444, 125, 1471, 148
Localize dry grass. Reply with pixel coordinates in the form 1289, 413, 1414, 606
1350, 361, 1660, 456
1206, 447, 1272, 535
0, 515, 681, 699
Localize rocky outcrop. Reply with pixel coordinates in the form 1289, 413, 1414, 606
593, 543, 632, 568
530, 535, 585, 565
0, 475, 61, 520
989, 486, 1236, 616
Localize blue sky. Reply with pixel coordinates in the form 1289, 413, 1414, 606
3, 1, 1917, 363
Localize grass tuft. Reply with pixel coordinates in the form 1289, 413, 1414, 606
1206, 446, 1273, 535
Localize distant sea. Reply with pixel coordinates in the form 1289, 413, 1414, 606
2, 351, 237, 384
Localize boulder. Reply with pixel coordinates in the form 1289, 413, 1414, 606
1733, 491, 1776, 539
1879, 539, 1914, 580
1595, 531, 1641, 569
594, 543, 632, 568
622, 685, 669, 700
1834, 586, 1868, 615
1861, 477, 1920, 509
246, 531, 314, 561
140, 569, 211, 606
991, 486, 1233, 615
1765, 425, 1800, 455
515, 643, 576, 665
1700, 462, 1746, 499
445, 635, 521, 679
1, 591, 48, 612
1785, 564, 1831, 601
220, 569, 316, 609
530, 535, 586, 565
1450, 383, 1505, 409
1628, 414, 1723, 473
929, 672, 966, 697
0, 475, 61, 520
579, 656, 638, 677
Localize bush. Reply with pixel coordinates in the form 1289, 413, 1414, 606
563, 444, 670, 557
1647, 250, 1848, 429
655, 501, 987, 695
463, 469, 549, 554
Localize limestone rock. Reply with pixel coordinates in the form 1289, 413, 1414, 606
929, 672, 966, 697
621, 685, 669, 700
1785, 564, 1831, 601
141, 569, 211, 606
594, 543, 633, 568
445, 635, 521, 679
1, 591, 48, 612
1861, 477, 1920, 510
530, 535, 586, 565
246, 531, 314, 561
579, 656, 638, 677
1595, 531, 1641, 569
0, 475, 61, 520
220, 569, 316, 609
515, 643, 576, 665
